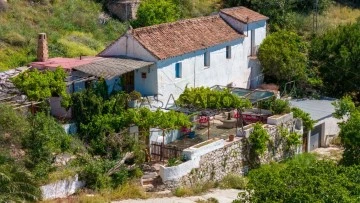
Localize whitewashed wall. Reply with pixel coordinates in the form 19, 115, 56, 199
316, 116, 342, 147
149, 128, 181, 145
134, 64, 158, 96
99, 34, 157, 62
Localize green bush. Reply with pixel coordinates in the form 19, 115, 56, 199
22, 112, 72, 177
235, 153, 360, 202
291, 107, 315, 131
249, 123, 270, 156
270, 99, 291, 115
131, 0, 179, 28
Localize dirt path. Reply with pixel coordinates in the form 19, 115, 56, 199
112, 189, 241, 203
311, 146, 343, 161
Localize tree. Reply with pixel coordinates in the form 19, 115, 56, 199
223, 0, 330, 30
310, 21, 360, 100
234, 154, 360, 203
258, 31, 308, 87
339, 110, 360, 165
0, 164, 41, 202
332, 96, 357, 119
132, 0, 179, 28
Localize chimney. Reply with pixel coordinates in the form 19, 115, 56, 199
37, 33, 48, 62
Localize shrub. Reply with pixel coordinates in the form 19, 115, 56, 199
22, 112, 72, 178
167, 157, 182, 167
218, 173, 248, 190
0, 163, 41, 202
0, 104, 30, 146
291, 107, 315, 131
80, 159, 113, 190
270, 99, 291, 115
248, 123, 270, 156
132, 0, 179, 28
235, 153, 360, 202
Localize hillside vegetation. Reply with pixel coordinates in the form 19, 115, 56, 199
0, 0, 127, 71
0, 0, 359, 71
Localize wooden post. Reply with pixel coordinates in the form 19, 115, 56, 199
162, 130, 165, 165
207, 116, 210, 140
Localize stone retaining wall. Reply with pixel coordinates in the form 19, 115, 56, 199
162, 118, 301, 189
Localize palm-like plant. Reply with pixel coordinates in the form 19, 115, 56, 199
0, 164, 41, 202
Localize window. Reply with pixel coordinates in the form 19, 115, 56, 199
204, 51, 210, 67
175, 62, 182, 78
226, 46, 231, 59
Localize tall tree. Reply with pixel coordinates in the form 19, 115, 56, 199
258, 31, 308, 88
310, 21, 360, 100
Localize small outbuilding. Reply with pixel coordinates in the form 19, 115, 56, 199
290, 98, 342, 152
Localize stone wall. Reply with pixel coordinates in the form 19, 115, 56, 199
106, 0, 141, 21
162, 117, 302, 189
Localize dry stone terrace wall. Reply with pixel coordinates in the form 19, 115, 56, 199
163, 118, 300, 189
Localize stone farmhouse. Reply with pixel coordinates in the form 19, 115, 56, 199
97, 6, 268, 104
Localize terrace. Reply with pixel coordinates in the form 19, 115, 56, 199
150, 86, 278, 161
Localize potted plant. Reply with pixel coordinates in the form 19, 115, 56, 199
127, 90, 142, 108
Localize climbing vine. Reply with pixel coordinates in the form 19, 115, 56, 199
278, 126, 302, 151
12, 68, 71, 107
291, 107, 315, 131
248, 123, 270, 156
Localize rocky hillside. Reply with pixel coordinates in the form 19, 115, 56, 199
0, 0, 128, 71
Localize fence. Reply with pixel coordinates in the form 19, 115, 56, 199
150, 141, 183, 161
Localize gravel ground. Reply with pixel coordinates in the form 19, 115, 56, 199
112, 189, 242, 203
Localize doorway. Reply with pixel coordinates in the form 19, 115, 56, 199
122, 71, 134, 93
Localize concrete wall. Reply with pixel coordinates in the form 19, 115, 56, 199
149, 128, 181, 145
49, 97, 71, 119
315, 116, 342, 147
40, 174, 85, 200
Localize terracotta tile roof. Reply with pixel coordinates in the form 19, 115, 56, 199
131, 15, 245, 60
220, 6, 268, 23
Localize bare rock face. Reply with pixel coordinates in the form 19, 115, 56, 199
106, 0, 141, 21
0, 0, 8, 12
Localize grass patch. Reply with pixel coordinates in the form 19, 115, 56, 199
0, 0, 127, 70
218, 173, 248, 190
173, 181, 215, 197
41, 181, 147, 202
104, 182, 148, 200
292, 3, 360, 38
